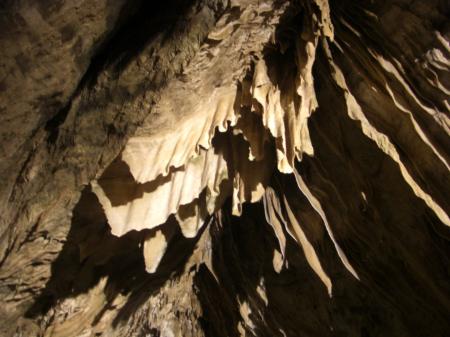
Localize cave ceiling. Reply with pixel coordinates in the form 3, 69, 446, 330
0, 0, 449, 336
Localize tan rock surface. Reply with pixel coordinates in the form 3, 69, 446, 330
0, 0, 449, 336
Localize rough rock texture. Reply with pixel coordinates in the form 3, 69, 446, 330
0, 0, 449, 336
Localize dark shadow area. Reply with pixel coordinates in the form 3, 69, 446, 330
80, 0, 204, 89
194, 198, 340, 337
194, 201, 275, 337
97, 156, 184, 207
329, 7, 450, 213
296, 43, 450, 336
330, 0, 450, 150
25, 185, 203, 327
110, 215, 207, 327
41, 0, 142, 144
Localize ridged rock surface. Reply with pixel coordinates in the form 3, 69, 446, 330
0, 0, 449, 336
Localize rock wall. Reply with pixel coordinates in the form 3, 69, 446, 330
0, 0, 449, 336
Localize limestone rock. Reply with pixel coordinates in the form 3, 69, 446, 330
0, 0, 449, 336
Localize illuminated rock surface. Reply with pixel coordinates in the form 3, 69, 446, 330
0, 0, 449, 336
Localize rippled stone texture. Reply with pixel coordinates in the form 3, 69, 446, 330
0, 0, 449, 336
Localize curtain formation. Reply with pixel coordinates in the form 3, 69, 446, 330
91, 0, 449, 296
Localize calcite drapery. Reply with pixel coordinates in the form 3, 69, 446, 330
0, 0, 449, 336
